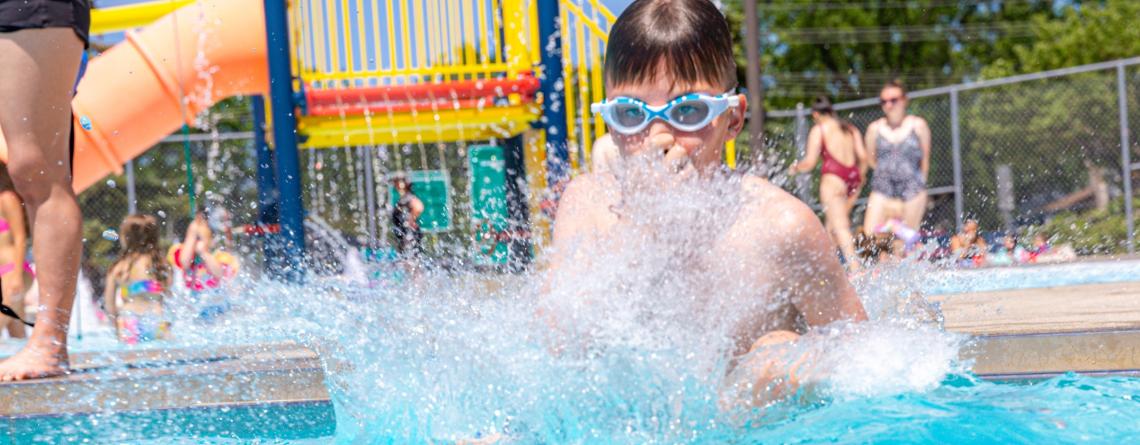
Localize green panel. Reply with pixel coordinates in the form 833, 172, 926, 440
468, 145, 510, 265
389, 170, 452, 232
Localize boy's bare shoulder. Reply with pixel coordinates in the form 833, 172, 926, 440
737, 175, 824, 241
560, 173, 618, 208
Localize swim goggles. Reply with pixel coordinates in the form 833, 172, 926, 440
590, 92, 740, 135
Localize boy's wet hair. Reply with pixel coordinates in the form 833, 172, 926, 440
604, 0, 736, 90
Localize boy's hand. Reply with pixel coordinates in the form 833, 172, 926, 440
650, 133, 695, 177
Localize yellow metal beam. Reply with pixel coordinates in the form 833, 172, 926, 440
297, 104, 542, 148
90, 0, 196, 36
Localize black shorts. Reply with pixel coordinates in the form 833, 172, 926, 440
0, 0, 91, 48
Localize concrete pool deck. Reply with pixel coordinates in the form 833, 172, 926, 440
3, 279, 1140, 416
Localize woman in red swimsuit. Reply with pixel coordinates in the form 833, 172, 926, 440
788, 96, 868, 269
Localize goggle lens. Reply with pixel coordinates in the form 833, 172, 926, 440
613, 103, 648, 128
667, 100, 711, 127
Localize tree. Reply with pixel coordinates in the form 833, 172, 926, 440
722, 0, 1062, 108
962, 0, 1140, 227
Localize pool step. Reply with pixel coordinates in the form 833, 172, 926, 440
967, 329, 1140, 380
935, 281, 1140, 379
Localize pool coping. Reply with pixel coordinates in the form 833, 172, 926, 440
0, 342, 330, 417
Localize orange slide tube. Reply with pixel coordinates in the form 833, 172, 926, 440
0, 0, 269, 192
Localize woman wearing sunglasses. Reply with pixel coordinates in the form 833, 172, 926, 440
863, 80, 932, 239
788, 96, 868, 270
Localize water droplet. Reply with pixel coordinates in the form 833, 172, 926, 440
106, 179, 116, 188
157, 210, 167, 218
101, 229, 119, 242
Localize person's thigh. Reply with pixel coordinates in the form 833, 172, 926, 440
863, 192, 888, 234
902, 191, 928, 230
0, 29, 83, 185
819, 176, 851, 230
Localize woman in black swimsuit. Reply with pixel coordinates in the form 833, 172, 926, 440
390, 174, 425, 257
0, 0, 90, 380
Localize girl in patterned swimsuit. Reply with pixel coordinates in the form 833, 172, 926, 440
103, 214, 172, 344
789, 96, 868, 269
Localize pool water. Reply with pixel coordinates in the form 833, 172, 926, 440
924, 259, 1140, 295
26, 374, 1140, 443
3, 402, 335, 444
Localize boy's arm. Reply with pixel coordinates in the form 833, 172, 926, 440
546, 176, 603, 276
779, 200, 868, 326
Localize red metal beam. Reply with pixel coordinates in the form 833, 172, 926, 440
306, 96, 536, 117
305, 73, 540, 111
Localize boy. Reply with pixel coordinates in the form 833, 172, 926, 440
546, 0, 867, 406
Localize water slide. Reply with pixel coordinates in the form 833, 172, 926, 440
0, 0, 268, 192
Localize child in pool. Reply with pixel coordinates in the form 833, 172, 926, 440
169, 214, 239, 321
103, 214, 172, 344
546, 0, 867, 407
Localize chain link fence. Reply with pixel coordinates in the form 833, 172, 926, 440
762, 57, 1140, 255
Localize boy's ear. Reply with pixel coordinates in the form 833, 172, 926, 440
727, 94, 748, 137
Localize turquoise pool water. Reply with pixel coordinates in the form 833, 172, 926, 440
924, 259, 1140, 295
8, 258, 1140, 443
3, 402, 335, 443
15, 374, 1140, 443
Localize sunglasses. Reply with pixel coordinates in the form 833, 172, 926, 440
591, 92, 740, 135
879, 96, 904, 106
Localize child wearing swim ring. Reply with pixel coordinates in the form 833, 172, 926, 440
103, 214, 172, 344
170, 214, 239, 322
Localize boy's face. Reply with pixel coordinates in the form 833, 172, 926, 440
606, 63, 745, 174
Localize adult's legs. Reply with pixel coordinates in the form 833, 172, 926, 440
0, 29, 84, 380
862, 192, 889, 235
819, 176, 859, 270
902, 191, 928, 231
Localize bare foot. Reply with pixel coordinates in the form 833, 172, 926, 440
0, 343, 69, 381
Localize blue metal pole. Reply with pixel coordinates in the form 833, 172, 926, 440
502, 135, 532, 271
536, 0, 569, 191
251, 96, 283, 271
263, 0, 306, 281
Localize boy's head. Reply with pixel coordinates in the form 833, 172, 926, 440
600, 0, 744, 172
